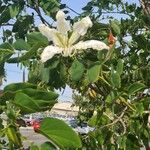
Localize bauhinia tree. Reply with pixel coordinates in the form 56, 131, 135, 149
0, 0, 150, 149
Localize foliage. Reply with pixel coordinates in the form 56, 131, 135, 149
0, 0, 150, 149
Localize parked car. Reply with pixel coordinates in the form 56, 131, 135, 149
23, 115, 33, 126
16, 118, 26, 127
32, 118, 43, 132
74, 122, 95, 134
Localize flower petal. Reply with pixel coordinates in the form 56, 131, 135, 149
38, 24, 65, 47
68, 32, 80, 46
73, 40, 109, 51
56, 10, 71, 34
38, 24, 57, 41
41, 46, 62, 62
73, 16, 93, 36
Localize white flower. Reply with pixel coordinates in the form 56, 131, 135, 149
38, 10, 109, 62
56, 10, 71, 34
40, 46, 62, 62
73, 16, 92, 36
73, 40, 109, 51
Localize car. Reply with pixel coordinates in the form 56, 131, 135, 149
74, 122, 95, 134
16, 118, 26, 127
32, 118, 43, 132
23, 115, 33, 126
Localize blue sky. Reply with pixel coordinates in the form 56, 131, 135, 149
1, 0, 139, 101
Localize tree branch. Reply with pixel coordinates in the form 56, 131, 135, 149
26, 3, 52, 27
100, 11, 134, 18
101, 107, 127, 128
140, 0, 150, 18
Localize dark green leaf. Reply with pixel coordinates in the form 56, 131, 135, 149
135, 103, 144, 115
13, 39, 31, 51
40, 67, 50, 84
0, 49, 14, 62
4, 82, 37, 92
14, 88, 58, 114
128, 82, 145, 95
39, 118, 82, 149
20, 88, 58, 101
88, 115, 97, 127
110, 20, 120, 35
30, 145, 39, 150
70, 59, 85, 81
0, 8, 11, 24
87, 62, 101, 83
111, 72, 121, 88
14, 92, 40, 114
27, 32, 49, 46
126, 134, 140, 150
97, 49, 108, 64
19, 43, 41, 61
40, 142, 56, 150
116, 59, 124, 75
0, 43, 14, 51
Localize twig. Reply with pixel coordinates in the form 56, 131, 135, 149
66, 6, 80, 15
93, 10, 134, 17
101, 107, 127, 128
58, 1, 80, 15
26, 3, 52, 27
1, 23, 14, 26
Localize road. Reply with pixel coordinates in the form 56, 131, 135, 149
20, 127, 48, 149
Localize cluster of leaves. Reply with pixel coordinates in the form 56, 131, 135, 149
0, 0, 150, 149
0, 0, 82, 149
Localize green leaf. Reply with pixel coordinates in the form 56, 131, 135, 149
39, 118, 82, 149
27, 32, 49, 46
12, 15, 33, 39
97, 50, 108, 64
39, 0, 60, 19
13, 39, 31, 51
117, 136, 127, 149
0, 49, 14, 62
110, 20, 120, 35
142, 97, 150, 109
116, 59, 124, 75
70, 59, 85, 81
40, 142, 56, 150
4, 82, 37, 92
40, 67, 50, 84
7, 57, 20, 63
14, 92, 40, 114
0, 43, 14, 62
88, 115, 97, 127
87, 62, 101, 83
135, 103, 144, 115
30, 145, 39, 150
20, 88, 58, 102
0, 8, 11, 24
19, 43, 41, 61
7, 43, 40, 63
46, 59, 60, 70
9, 4, 19, 18
111, 72, 121, 88
126, 134, 140, 150
0, 42, 14, 51
14, 88, 58, 114
127, 82, 145, 95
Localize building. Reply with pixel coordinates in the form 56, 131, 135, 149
50, 102, 79, 117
